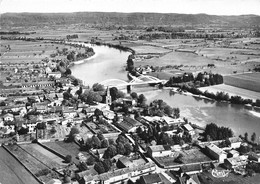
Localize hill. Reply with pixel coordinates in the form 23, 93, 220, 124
1, 12, 260, 28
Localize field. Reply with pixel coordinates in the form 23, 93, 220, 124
19, 143, 67, 169
224, 73, 260, 93
0, 39, 87, 63
41, 141, 90, 159
0, 147, 40, 184
131, 45, 171, 55
200, 84, 260, 101
5, 144, 60, 183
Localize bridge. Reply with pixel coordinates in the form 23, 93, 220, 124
100, 74, 167, 92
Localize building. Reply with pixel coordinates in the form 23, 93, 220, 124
3, 113, 14, 122
147, 145, 171, 157
248, 152, 260, 162
182, 124, 195, 136
228, 150, 239, 158
115, 116, 143, 133
139, 173, 163, 184
228, 137, 242, 149
105, 87, 112, 105
224, 156, 247, 169
180, 164, 203, 175
163, 116, 184, 126
206, 144, 227, 163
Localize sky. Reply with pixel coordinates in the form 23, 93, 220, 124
0, 0, 260, 15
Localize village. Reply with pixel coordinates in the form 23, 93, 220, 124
1, 43, 260, 184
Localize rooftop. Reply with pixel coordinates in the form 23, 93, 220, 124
206, 144, 227, 155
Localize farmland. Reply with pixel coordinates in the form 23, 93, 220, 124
224, 73, 260, 93
5, 144, 60, 183
41, 141, 90, 159
19, 143, 67, 169
0, 147, 40, 184
200, 84, 260, 101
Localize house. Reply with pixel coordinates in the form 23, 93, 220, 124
24, 119, 38, 133
115, 116, 143, 133
63, 108, 77, 118
34, 103, 48, 113
139, 173, 163, 184
147, 145, 171, 157
163, 116, 184, 126
206, 144, 227, 163
182, 124, 195, 136
117, 156, 147, 168
95, 148, 107, 158
180, 164, 202, 175
177, 173, 201, 184
228, 150, 239, 158
48, 72, 61, 79
3, 113, 14, 122
229, 137, 242, 149
248, 152, 260, 162
224, 156, 247, 169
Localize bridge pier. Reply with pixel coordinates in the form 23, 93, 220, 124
127, 85, 132, 94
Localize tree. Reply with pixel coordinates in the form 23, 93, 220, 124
251, 132, 256, 143
76, 87, 83, 96
65, 155, 72, 163
103, 145, 117, 159
97, 132, 105, 140
86, 156, 95, 165
92, 135, 101, 149
92, 83, 105, 92
130, 92, 138, 99
101, 139, 109, 148
103, 159, 112, 172
138, 94, 146, 106
78, 162, 88, 171
117, 142, 126, 155
17, 127, 29, 135
67, 127, 80, 142
0, 101, 6, 106
36, 122, 47, 129
81, 89, 102, 104
245, 132, 248, 142
94, 162, 105, 174
85, 138, 93, 150
64, 68, 72, 75
124, 143, 133, 155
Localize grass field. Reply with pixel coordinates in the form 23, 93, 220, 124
41, 141, 90, 159
131, 45, 171, 55
200, 84, 260, 100
5, 144, 59, 183
224, 73, 260, 93
0, 40, 85, 63
19, 143, 67, 169
0, 147, 40, 184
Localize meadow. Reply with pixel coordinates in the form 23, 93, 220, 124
224, 73, 260, 93
0, 146, 40, 184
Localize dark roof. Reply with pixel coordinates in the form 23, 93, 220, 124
117, 116, 142, 132
180, 164, 202, 173
141, 173, 162, 184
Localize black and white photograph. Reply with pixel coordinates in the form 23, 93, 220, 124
0, 0, 260, 183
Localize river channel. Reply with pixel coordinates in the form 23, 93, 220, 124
71, 43, 260, 140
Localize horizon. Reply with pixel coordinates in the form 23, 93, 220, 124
1, 11, 260, 17
0, 0, 260, 16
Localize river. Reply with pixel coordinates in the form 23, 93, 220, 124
71, 43, 260, 141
